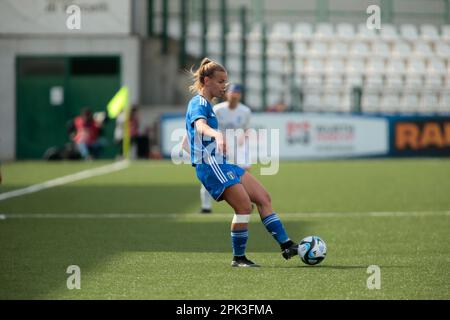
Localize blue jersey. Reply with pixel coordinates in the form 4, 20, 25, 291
186, 95, 245, 201
185, 95, 225, 166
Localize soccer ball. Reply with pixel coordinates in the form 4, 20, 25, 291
298, 236, 327, 265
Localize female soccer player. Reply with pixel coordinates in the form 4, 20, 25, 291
184, 58, 298, 267
199, 82, 252, 214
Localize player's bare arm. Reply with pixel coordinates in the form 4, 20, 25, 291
195, 118, 226, 154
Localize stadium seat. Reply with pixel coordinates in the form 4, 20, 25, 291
267, 82, 286, 97
307, 59, 327, 77
207, 23, 222, 54
371, 41, 391, 58
227, 23, 242, 55
227, 39, 241, 55
345, 74, 364, 88
186, 22, 202, 55
267, 74, 285, 90
188, 21, 202, 38
267, 90, 284, 106
424, 74, 443, 88
315, 23, 334, 41
329, 42, 349, 57
226, 56, 240, 73
325, 74, 344, 88
267, 57, 285, 73
303, 93, 322, 111
404, 75, 424, 89
326, 58, 346, 74
361, 93, 380, 113
366, 58, 386, 75
364, 74, 384, 88
419, 92, 440, 113
246, 90, 263, 110
309, 41, 328, 57
435, 42, 450, 59
445, 75, 450, 88
347, 58, 365, 75
392, 41, 412, 58
267, 41, 289, 57
323, 91, 342, 111
228, 70, 243, 85
349, 42, 370, 58
304, 58, 325, 75
227, 70, 241, 84
248, 23, 263, 42
380, 24, 399, 42
385, 75, 404, 88
292, 23, 314, 41
247, 73, 262, 91
228, 22, 242, 37
441, 25, 450, 43
247, 57, 262, 72
427, 58, 446, 75
400, 24, 419, 42
169, 20, 182, 39
380, 93, 401, 113
269, 22, 292, 42
336, 23, 355, 41
400, 92, 420, 113
207, 22, 221, 40
356, 23, 378, 42
407, 58, 427, 75
294, 58, 305, 75
420, 24, 440, 42
438, 92, 450, 113
305, 74, 323, 87
413, 41, 434, 57
207, 41, 222, 55
186, 39, 201, 56
340, 94, 352, 112
386, 58, 407, 75
247, 40, 263, 57
294, 74, 304, 87
293, 42, 308, 58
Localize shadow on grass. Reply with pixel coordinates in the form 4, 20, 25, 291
265, 264, 411, 269
0, 184, 314, 299
0, 185, 200, 214
298, 265, 411, 269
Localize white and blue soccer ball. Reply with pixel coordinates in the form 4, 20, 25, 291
298, 236, 327, 265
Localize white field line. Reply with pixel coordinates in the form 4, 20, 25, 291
0, 160, 130, 202
0, 211, 449, 220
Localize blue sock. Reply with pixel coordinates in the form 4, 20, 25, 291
231, 229, 248, 256
262, 213, 289, 245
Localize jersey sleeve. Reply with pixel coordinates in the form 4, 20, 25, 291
188, 101, 208, 127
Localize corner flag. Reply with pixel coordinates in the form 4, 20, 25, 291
107, 86, 129, 119
107, 86, 131, 158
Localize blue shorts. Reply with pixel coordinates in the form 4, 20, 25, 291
195, 163, 245, 201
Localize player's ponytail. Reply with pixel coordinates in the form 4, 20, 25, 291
189, 57, 226, 94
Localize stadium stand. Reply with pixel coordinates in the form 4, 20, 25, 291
180, 8, 450, 114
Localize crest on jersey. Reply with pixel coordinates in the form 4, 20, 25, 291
227, 171, 235, 180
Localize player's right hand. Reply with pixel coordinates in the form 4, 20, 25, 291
215, 132, 227, 155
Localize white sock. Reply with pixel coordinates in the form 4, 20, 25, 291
200, 185, 212, 210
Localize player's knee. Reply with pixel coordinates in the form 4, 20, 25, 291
243, 203, 253, 215
258, 191, 271, 208
235, 201, 253, 215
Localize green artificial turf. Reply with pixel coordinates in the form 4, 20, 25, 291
0, 159, 449, 299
